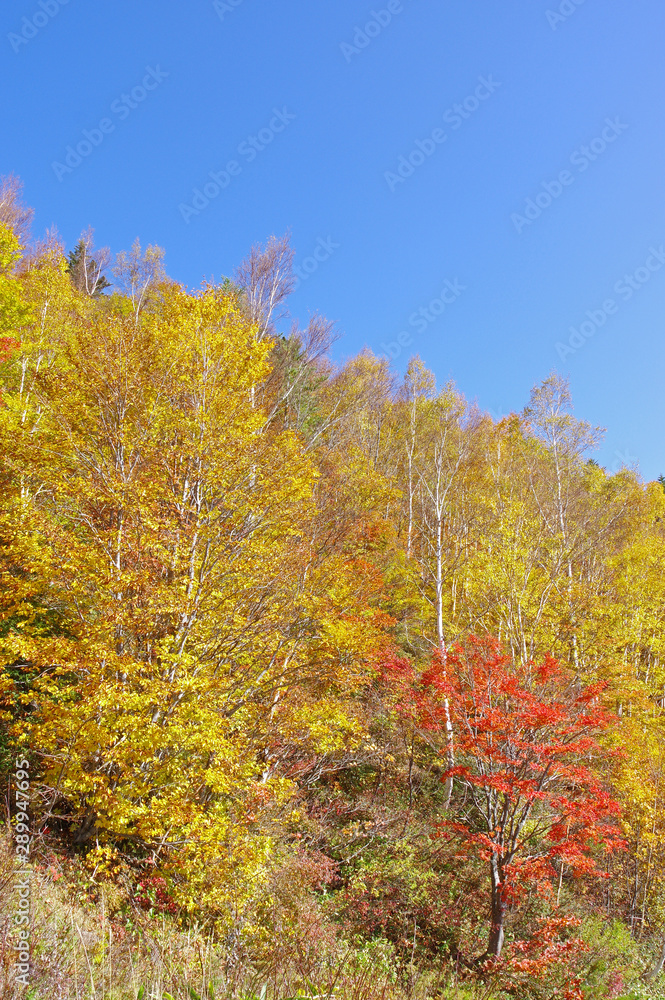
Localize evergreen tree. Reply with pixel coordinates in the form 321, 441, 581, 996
67, 232, 111, 296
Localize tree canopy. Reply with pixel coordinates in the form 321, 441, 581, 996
2, 187, 665, 997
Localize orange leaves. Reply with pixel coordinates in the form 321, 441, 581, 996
381, 634, 623, 960
504, 915, 587, 994
0, 336, 18, 360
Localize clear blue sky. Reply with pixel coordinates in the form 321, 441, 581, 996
2, 1, 664, 478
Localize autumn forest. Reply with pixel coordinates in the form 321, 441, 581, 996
3, 178, 665, 999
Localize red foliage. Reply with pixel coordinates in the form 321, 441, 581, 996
382, 636, 624, 961
0, 337, 18, 404
134, 875, 178, 915
506, 915, 587, 986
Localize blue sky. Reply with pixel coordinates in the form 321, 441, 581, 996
2, 0, 664, 478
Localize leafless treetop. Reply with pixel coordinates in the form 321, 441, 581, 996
234, 233, 296, 340
0, 174, 34, 246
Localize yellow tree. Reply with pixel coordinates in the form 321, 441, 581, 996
0, 280, 318, 921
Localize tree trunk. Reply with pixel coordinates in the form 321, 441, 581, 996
487, 857, 506, 958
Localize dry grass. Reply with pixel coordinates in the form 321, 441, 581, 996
0, 830, 469, 1000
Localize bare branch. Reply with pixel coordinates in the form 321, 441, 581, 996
234, 233, 295, 339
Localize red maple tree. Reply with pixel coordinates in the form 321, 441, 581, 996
392, 636, 624, 962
